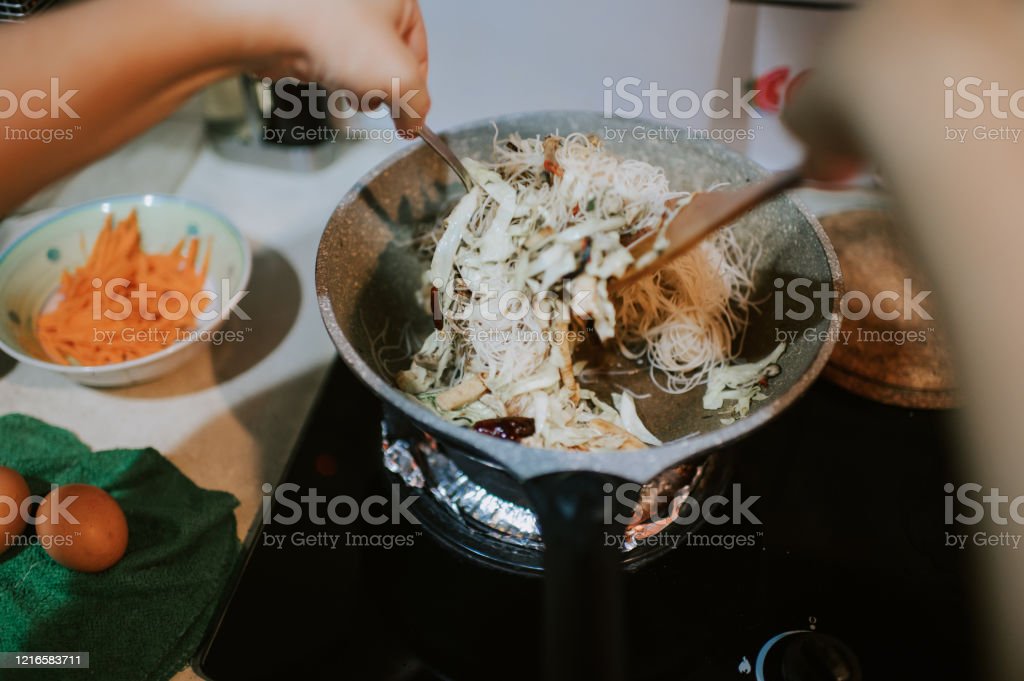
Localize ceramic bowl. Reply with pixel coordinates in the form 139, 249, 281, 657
0, 194, 251, 387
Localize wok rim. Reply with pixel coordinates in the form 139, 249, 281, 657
316, 110, 843, 483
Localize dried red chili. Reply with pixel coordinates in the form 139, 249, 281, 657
543, 159, 563, 177
430, 285, 443, 331
472, 417, 536, 441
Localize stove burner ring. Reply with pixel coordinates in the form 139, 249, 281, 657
381, 417, 726, 574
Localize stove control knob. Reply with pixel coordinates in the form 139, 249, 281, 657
779, 633, 861, 681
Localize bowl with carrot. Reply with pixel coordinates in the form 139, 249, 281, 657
0, 194, 251, 387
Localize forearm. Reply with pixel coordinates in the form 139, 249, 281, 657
835, 3, 1024, 462
0, 0, 298, 215
820, 4, 1024, 678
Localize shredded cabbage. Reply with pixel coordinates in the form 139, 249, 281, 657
395, 131, 779, 451
703, 342, 787, 420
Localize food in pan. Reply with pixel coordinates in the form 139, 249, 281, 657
397, 132, 784, 450
35, 210, 210, 366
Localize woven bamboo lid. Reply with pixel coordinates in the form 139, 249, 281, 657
820, 210, 957, 409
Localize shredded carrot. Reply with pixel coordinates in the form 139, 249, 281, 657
35, 210, 212, 366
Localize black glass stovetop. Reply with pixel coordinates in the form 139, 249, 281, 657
194, 361, 980, 680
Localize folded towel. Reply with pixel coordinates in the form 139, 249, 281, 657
0, 414, 239, 681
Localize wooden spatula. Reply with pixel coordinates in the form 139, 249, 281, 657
610, 167, 803, 291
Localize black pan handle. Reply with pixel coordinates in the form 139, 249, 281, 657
525, 471, 630, 681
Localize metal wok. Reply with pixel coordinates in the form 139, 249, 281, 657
316, 111, 842, 681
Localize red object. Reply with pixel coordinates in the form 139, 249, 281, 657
753, 66, 790, 114
430, 285, 443, 331
785, 68, 813, 107
314, 453, 338, 477
472, 417, 536, 441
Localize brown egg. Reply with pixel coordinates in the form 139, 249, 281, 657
0, 466, 30, 555
36, 484, 128, 573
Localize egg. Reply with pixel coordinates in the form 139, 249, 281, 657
36, 484, 128, 573
0, 466, 30, 555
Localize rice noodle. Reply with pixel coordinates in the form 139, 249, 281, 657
395, 131, 779, 451
616, 232, 761, 393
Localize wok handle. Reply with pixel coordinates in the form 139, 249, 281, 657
525, 472, 630, 681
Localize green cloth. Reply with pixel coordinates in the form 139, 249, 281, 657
0, 414, 240, 681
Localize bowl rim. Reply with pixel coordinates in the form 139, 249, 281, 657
0, 193, 253, 375
317, 110, 844, 482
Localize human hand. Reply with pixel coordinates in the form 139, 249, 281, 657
780, 0, 994, 183
781, 72, 863, 183
230, 0, 431, 136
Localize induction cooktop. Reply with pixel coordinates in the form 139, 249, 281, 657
194, 361, 980, 680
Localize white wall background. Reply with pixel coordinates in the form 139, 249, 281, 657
419, 0, 844, 168
419, 0, 730, 131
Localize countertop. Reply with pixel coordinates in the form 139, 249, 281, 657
0, 109, 416, 539
0, 2, 878, 678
